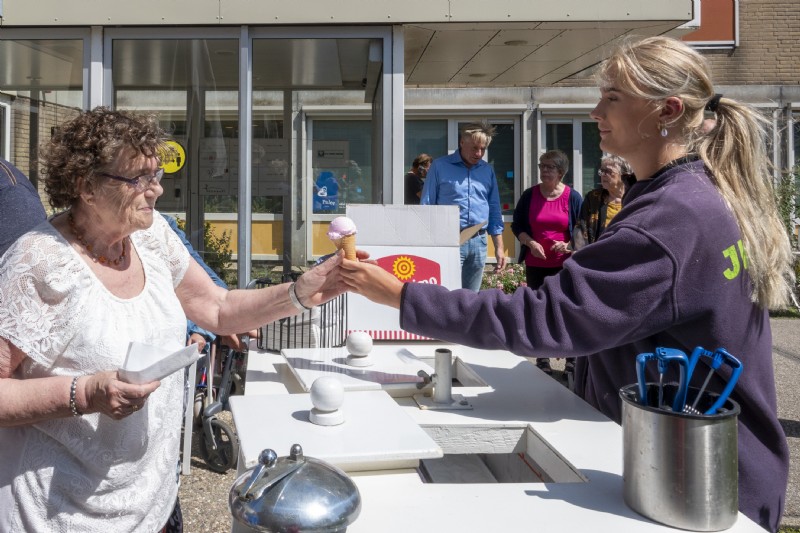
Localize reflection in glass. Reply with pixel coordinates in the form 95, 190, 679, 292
0, 38, 84, 187
404, 120, 447, 168
312, 120, 372, 214
488, 123, 515, 213
581, 122, 602, 192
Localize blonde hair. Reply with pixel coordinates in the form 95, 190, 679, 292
459, 121, 496, 147
598, 36, 794, 309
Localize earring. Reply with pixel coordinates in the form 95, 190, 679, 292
660, 124, 668, 138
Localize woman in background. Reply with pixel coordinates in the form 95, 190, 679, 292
404, 153, 432, 205
511, 149, 582, 376
574, 154, 632, 250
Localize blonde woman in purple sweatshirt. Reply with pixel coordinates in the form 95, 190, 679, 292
340, 36, 794, 532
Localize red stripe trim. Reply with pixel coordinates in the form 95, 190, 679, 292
346, 329, 430, 341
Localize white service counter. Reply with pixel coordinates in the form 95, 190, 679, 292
230, 341, 763, 533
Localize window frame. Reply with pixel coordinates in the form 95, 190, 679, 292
536, 105, 599, 198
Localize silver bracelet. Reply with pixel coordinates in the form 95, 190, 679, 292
288, 282, 312, 311
69, 376, 83, 417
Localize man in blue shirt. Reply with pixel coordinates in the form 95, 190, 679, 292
421, 122, 507, 291
0, 157, 46, 257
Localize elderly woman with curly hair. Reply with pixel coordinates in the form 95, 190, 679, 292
0, 107, 344, 533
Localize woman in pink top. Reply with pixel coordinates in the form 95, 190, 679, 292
511, 149, 582, 376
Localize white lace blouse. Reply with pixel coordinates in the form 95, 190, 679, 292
0, 212, 191, 533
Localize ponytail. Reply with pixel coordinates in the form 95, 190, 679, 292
693, 98, 794, 309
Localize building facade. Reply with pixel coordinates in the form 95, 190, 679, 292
0, 0, 796, 283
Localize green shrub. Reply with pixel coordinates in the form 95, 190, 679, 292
176, 217, 234, 286
774, 169, 800, 310
775, 168, 799, 251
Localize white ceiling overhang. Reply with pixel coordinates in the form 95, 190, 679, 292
0, 1, 694, 90
404, 20, 691, 87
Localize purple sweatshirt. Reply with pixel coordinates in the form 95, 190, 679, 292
400, 157, 788, 532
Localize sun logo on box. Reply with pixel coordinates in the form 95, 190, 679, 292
392, 256, 416, 281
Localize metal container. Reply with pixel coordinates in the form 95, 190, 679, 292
229, 444, 361, 532
620, 383, 740, 531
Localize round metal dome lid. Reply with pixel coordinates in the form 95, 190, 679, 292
229, 444, 361, 533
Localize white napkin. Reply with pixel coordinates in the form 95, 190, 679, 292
119, 341, 203, 384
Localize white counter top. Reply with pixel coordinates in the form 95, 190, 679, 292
232, 341, 763, 533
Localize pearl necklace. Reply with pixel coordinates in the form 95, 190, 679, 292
68, 212, 127, 266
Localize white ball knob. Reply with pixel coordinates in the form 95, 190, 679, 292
310, 376, 344, 413
346, 331, 373, 356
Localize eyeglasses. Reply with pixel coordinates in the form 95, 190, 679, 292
597, 167, 617, 177
101, 168, 165, 192
538, 163, 558, 172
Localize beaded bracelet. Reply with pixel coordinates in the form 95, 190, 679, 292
288, 282, 312, 312
69, 376, 83, 417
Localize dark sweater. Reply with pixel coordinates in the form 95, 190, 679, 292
404, 171, 424, 205
511, 185, 582, 263
400, 157, 787, 532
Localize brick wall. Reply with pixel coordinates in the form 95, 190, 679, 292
705, 0, 800, 85
557, 1, 800, 88
8, 96, 80, 209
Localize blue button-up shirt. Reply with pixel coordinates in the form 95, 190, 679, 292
420, 150, 504, 236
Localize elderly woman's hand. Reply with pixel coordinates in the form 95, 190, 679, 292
551, 240, 572, 254
293, 251, 347, 307
78, 372, 160, 420
525, 239, 547, 259
219, 331, 258, 351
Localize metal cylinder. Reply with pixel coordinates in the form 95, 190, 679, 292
433, 348, 452, 404
620, 383, 740, 531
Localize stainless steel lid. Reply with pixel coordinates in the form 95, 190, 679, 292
229, 444, 361, 533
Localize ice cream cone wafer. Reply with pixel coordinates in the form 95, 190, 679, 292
340, 234, 357, 260
328, 216, 358, 259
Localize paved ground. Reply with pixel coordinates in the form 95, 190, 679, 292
771, 318, 800, 528
178, 318, 800, 532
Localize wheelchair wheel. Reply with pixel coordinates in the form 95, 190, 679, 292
192, 392, 205, 428
198, 417, 239, 473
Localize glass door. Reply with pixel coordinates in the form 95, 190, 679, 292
541, 116, 602, 196
0, 33, 86, 190
109, 34, 240, 283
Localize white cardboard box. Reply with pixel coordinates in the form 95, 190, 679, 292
346, 205, 461, 340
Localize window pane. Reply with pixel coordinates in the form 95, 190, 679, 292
0, 105, 5, 159
113, 38, 239, 282
581, 122, 602, 193
404, 119, 447, 169
795, 115, 800, 209
201, 92, 239, 215
794, 114, 800, 168
0, 38, 84, 189
312, 120, 372, 214
545, 122, 573, 186
489, 123, 515, 213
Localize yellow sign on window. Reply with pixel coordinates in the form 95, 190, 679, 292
160, 140, 186, 174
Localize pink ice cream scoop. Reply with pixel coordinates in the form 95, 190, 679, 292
327, 217, 358, 240
328, 217, 358, 259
